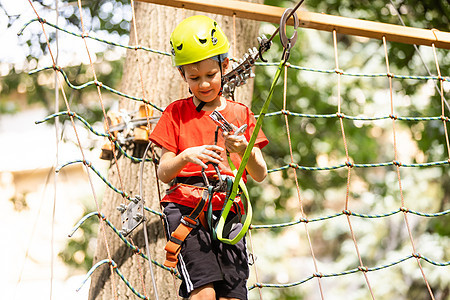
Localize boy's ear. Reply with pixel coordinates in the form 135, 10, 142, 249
222, 57, 229, 72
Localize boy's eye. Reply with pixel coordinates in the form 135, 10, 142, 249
189, 77, 199, 81
208, 71, 219, 77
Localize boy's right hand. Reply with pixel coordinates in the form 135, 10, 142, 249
181, 145, 224, 169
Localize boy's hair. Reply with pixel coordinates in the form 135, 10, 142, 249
170, 15, 229, 67
177, 53, 228, 73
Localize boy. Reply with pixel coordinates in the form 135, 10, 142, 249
149, 15, 268, 300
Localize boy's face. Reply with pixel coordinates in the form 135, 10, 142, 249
181, 58, 228, 104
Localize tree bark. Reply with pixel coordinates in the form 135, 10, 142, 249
89, 1, 263, 299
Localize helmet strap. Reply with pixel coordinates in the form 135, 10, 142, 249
195, 100, 206, 112
219, 56, 223, 94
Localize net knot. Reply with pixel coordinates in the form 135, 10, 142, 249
99, 212, 107, 221
94, 80, 103, 87
254, 283, 263, 288
83, 160, 92, 167
389, 114, 398, 120
67, 111, 76, 117
109, 260, 117, 269
393, 160, 402, 166
336, 112, 345, 119
134, 247, 143, 255
334, 68, 344, 75
386, 72, 394, 78
358, 266, 368, 272
289, 162, 298, 169
313, 272, 323, 278
412, 252, 422, 259
81, 32, 89, 38
399, 206, 409, 213
37, 17, 46, 24
345, 160, 354, 168
342, 209, 352, 215
108, 134, 117, 142
300, 217, 309, 223
281, 109, 290, 116
440, 115, 449, 122
52, 64, 61, 71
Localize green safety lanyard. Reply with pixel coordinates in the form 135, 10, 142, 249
214, 59, 287, 244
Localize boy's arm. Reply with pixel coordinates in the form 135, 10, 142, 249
242, 146, 267, 182
157, 145, 224, 184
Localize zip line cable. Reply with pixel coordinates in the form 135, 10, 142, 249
139, 142, 160, 300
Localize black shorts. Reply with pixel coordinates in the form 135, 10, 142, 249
163, 202, 249, 299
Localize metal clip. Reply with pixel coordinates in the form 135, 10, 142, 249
257, 34, 272, 63
210, 111, 235, 133
280, 8, 299, 49
279, 7, 299, 61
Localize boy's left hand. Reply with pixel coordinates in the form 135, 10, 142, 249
223, 131, 248, 156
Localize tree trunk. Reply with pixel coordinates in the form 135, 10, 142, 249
89, 1, 263, 299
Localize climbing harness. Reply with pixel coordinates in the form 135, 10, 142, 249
163, 162, 231, 268
163, 182, 210, 268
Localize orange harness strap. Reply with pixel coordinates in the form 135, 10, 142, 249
164, 188, 210, 268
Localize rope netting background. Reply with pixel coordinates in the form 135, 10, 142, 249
23, 0, 450, 299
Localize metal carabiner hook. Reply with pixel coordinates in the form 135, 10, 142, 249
279, 8, 299, 52
201, 162, 225, 192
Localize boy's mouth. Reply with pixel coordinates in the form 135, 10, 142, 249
199, 90, 213, 96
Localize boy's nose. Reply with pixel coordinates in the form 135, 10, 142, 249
199, 80, 210, 88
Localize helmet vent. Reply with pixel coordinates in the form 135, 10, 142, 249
199, 38, 207, 44
211, 29, 218, 45
177, 44, 183, 51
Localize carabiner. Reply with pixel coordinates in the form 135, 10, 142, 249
279, 8, 299, 52
201, 162, 226, 192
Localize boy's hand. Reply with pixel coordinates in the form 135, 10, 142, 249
181, 145, 224, 169
223, 131, 248, 156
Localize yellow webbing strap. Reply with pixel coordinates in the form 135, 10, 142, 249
214, 60, 286, 244
214, 154, 252, 244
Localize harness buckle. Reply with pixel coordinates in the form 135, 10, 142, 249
180, 216, 199, 228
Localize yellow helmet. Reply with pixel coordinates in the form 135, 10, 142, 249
170, 15, 230, 66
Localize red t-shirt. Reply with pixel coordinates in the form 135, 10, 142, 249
149, 97, 268, 210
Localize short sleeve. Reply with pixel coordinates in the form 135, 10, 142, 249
149, 103, 179, 154
246, 106, 269, 149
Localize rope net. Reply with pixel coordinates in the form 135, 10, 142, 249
23, 1, 449, 299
